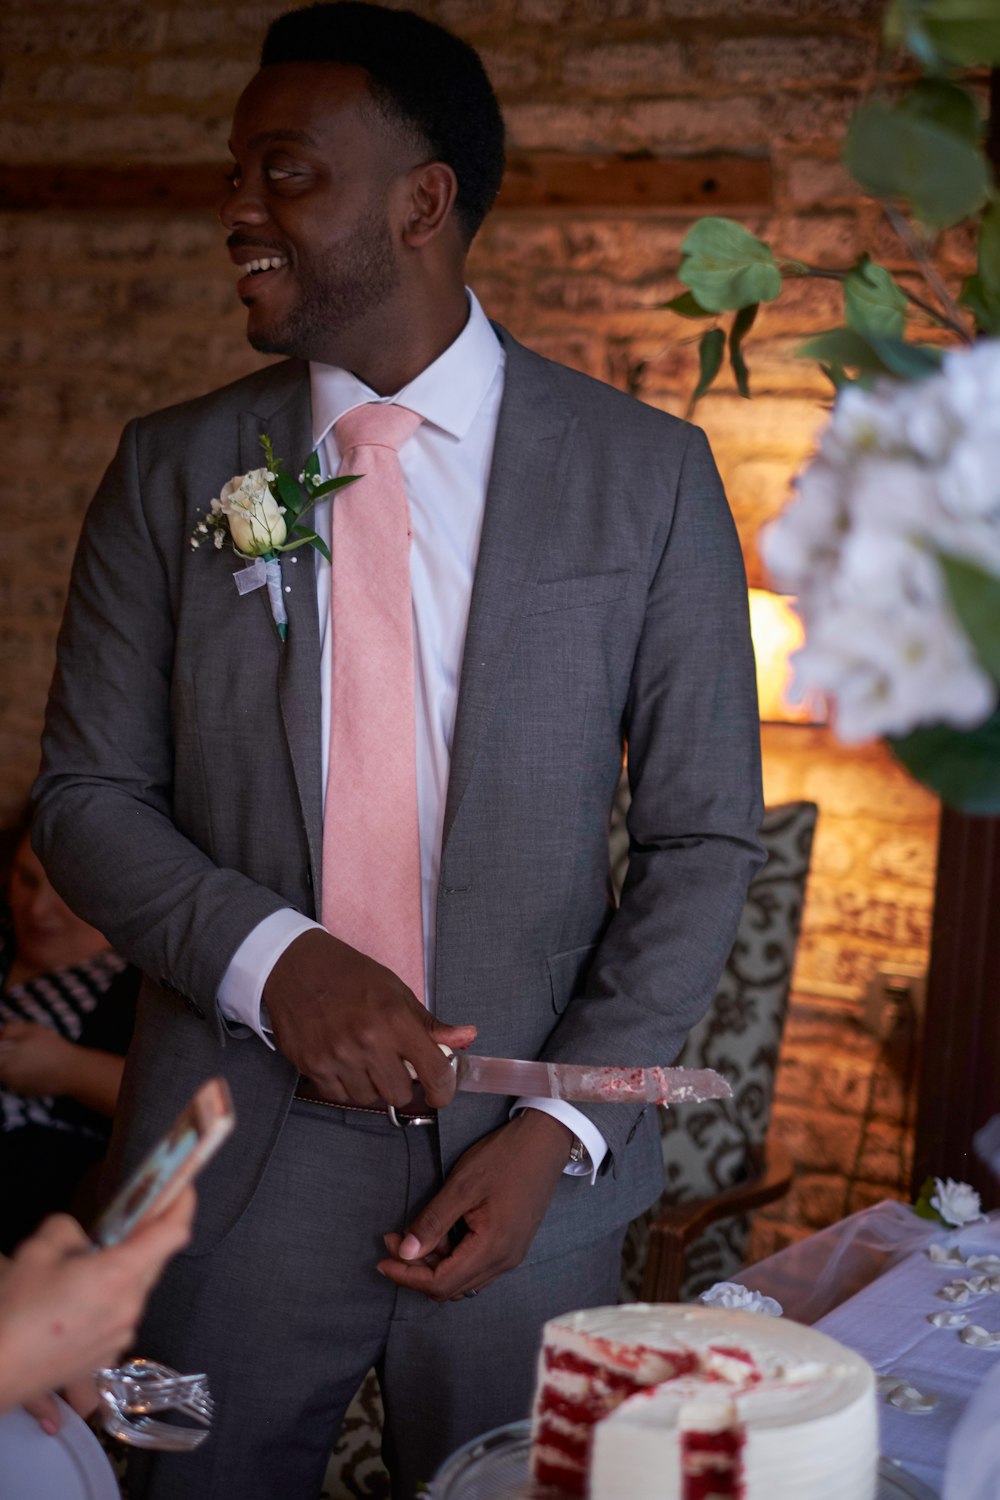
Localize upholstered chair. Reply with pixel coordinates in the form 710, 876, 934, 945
616, 793, 818, 1303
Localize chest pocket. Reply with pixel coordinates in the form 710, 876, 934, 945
528, 570, 629, 616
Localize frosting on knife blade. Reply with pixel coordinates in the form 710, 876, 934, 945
453, 1055, 731, 1103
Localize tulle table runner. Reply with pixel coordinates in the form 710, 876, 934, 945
732, 1202, 1000, 1496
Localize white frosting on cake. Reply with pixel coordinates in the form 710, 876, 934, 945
530, 1303, 878, 1500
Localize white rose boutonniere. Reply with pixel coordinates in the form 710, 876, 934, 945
914, 1174, 986, 1229
191, 435, 358, 642
216, 469, 287, 555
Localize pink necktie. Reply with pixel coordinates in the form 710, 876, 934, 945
321, 403, 425, 1003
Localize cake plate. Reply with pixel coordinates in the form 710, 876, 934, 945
427, 1420, 940, 1500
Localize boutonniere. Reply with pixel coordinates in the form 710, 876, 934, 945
190, 435, 356, 641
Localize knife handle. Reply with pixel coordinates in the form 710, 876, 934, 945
402, 1045, 456, 1082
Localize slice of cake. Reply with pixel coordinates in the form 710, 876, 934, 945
529, 1304, 877, 1500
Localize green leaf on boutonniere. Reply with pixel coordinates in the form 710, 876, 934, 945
309, 474, 361, 499
289, 534, 332, 567
679, 218, 782, 312
274, 469, 302, 517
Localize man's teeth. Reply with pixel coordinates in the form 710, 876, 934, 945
240, 256, 288, 275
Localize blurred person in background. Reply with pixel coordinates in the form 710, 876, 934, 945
0, 813, 138, 1253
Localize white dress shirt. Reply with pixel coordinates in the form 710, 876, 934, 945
217, 291, 607, 1179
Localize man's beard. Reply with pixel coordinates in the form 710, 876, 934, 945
248, 201, 400, 359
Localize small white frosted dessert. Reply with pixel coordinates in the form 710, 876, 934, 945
529, 1303, 877, 1500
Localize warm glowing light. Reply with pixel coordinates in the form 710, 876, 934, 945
748, 588, 819, 725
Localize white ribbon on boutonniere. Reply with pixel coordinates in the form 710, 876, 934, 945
190, 435, 358, 641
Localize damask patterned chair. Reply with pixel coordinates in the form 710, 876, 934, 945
615, 793, 818, 1304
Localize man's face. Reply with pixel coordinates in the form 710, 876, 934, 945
221, 63, 417, 364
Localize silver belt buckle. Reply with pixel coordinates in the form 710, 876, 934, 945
386, 1104, 437, 1128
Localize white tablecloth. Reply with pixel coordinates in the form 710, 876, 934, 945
738, 1206, 1000, 1497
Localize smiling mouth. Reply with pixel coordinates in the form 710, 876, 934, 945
236, 255, 289, 299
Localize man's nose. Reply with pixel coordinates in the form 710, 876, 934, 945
219, 178, 267, 231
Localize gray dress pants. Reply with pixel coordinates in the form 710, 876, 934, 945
127, 1099, 625, 1500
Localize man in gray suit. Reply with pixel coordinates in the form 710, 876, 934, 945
34, 4, 764, 1496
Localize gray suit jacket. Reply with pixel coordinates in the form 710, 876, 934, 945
34, 326, 764, 1263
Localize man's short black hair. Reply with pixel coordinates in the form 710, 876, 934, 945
261, 2, 505, 243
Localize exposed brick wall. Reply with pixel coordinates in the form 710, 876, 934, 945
0, 0, 941, 1247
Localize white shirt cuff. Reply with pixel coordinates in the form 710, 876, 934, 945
511, 1098, 608, 1184
216, 909, 322, 1046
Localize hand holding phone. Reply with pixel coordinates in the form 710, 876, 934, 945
93, 1078, 235, 1248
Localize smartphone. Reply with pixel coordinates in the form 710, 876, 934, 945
92, 1077, 235, 1247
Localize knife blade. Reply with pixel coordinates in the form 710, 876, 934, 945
451, 1053, 732, 1106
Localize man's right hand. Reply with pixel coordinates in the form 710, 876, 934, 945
262, 928, 476, 1108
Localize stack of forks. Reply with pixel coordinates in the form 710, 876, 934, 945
95, 1359, 214, 1451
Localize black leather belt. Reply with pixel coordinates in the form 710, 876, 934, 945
293, 1077, 437, 1127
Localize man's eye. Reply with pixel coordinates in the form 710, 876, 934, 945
267, 167, 296, 181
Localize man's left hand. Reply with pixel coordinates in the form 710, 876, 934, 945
377, 1109, 572, 1301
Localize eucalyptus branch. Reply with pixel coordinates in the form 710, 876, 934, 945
881, 203, 974, 343
790, 261, 971, 339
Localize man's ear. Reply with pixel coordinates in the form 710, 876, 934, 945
400, 161, 459, 248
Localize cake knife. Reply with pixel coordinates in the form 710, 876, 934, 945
444, 1052, 732, 1106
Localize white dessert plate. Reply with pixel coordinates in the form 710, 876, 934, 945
0, 1396, 120, 1500
428, 1420, 940, 1500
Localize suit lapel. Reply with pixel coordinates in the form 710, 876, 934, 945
239, 368, 325, 902
443, 331, 576, 846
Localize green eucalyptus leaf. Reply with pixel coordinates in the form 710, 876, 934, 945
883, 0, 948, 69
887, 0, 1000, 66
940, 553, 1000, 681
798, 328, 889, 373
728, 303, 758, 398
960, 273, 1000, 336
820, 362, 852, 392
844, 258, 909, 338
691, 326, 726, 406
679, 218, 782, 312
304, 450, 321, 480
844, 100, 990, 228
924, 14, 1000, 66
897, 77, 982, 142
867, 336, 943, 378
913, 1196, 943, 1222
978, 200, 1000, 295
798, 328, 941, 379
308, 533, 332, 564
889, 708, 1000, 814
662, 290, 713, 319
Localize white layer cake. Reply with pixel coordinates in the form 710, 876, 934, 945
530, 1303, 877, 1500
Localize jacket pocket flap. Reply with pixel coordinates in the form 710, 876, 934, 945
529, 570, 629, 615
547, 943, 598, 1013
